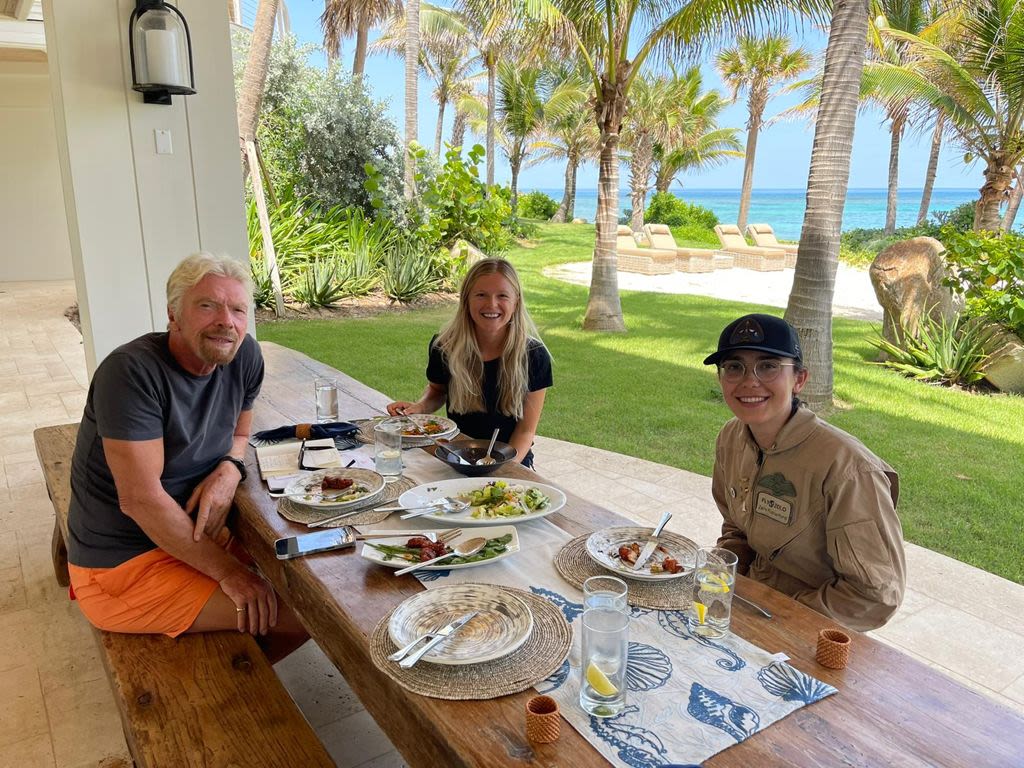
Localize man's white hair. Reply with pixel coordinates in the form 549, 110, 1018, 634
166, 252, 252, 317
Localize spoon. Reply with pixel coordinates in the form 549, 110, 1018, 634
477, 427, 501, 466
393, 537, 487, 575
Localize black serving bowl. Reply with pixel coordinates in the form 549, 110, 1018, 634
434, 439, 517, 476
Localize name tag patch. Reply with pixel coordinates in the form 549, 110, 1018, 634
755, 492, 792, 525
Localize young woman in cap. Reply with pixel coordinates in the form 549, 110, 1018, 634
387, 259, 552, 468
706, 313, 906, 631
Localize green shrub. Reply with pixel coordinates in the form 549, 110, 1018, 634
869, 313, 996, 387
382, 237, 438, 302
670, 224, 719, 248
405, 143, 513, 255
335, 208, 392, 296
292, 255, 347, 308
645, 192, 719, 229
931, 201, 977, 233
519, 191, 559, 220
941, 227, 1024, 337
250, 258, 276, 310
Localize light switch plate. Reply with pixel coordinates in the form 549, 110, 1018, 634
154, 129, 173, 155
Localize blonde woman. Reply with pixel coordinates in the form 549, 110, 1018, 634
387, 259, 552, 468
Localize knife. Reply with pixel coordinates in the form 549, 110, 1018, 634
632, 510, 673, 570
398, 611, 479, 669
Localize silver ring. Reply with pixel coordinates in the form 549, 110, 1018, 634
236, 606, 246, 613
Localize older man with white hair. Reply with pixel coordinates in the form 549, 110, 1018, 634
67, 253, 307, 661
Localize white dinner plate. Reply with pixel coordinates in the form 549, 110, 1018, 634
586, 526, 699, 581
388, 583, 533, 665
397, 477, 566, 526
282, 468, 385, 510
360, 525, 520, 571
359, 415, 459, 447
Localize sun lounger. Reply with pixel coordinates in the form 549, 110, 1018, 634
714, 224, 786, 271
614, 226, 678, 275
746, 224, 798, 268
641, 224, 719, 273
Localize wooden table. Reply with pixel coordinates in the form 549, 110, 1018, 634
234, 342, 1024, 767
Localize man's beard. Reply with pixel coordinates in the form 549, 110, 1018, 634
198, 335, 239, 366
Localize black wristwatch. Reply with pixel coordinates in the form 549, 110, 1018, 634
219, 456, 247, 482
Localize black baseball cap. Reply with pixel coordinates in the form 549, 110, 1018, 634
703, 314, 802, 366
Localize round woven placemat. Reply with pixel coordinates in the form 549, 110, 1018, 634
277, 475, 418, 527
554, 535, 693, 611
370, 585, 572, 700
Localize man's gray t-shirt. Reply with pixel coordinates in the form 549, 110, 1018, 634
68, 332, 264, 568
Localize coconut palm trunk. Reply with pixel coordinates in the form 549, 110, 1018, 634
629, 133, 654, 231
785, 0, 869, 411
434, 96, 447, 155
737, 94, 764, 232
236, 0, 279, 161
917, 113, 943, 225
404, 0, 420, 198
1003, 165, 1023, 230
975, 154, 1014, 231
884, 113, 904, 235
451, 110, 467, 150
486, 60, 496, 187
509, 150, 523, 215
353, 15, 369, 75
552, 150, 579, 222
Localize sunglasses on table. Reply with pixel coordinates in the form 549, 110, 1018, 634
717, 359, 797, 384
297, 438, 339, 471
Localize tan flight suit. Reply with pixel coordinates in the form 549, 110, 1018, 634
712, 406, 906, 631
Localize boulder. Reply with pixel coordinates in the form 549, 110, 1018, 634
571, 217, 587, 224
983, 327, 1024, 394
449, 239, 486, 264
869, 237, 961, 358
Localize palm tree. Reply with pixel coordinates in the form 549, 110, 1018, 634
653, 128, 743, 193
404, 0, 420, 199
916, 110, 945, 224
623, 72, 691, 231
529, 0, 812, 332
320, 0, 399, 76
785, 0, 870, 410
534, 87, 598, 222
717, 35, 811, 232
873, 0, 1024, 231
371, 4, 479, 154
1004, 164, 1023, 230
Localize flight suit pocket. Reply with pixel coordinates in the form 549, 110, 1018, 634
832, 520, 891, 588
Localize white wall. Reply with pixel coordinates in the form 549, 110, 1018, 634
43, 0, 249, 375
0, 59, 73, 281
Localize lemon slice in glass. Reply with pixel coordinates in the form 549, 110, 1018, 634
693, 601, 708, 624
702, 573, 731, 593
586, 662, 618, 697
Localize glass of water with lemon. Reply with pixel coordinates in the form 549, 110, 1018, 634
687, 547, 738, 638
579, 608, 629, 717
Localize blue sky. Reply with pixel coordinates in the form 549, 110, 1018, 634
281, 2, 979, 194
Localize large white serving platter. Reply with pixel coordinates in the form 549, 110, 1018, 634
397, 477, 566, 526
388, 583, 533, 665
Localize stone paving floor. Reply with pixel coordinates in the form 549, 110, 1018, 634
1, 280, 1021, 767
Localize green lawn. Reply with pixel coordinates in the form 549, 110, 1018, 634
258, 223, 1024, 584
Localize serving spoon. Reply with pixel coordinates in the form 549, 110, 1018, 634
394, 537, 487, 575
476, 427, 501, 466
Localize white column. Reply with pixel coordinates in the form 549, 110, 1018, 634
43, 0, 249, 375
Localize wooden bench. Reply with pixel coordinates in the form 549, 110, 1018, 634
34, 423, 335, 768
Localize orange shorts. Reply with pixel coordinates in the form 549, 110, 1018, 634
68, 529, 231, 638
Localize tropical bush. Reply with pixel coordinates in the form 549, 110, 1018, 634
645, 192, 719, 230
941, 228, 1024, 338
232, 32, 404, 218
292, 255, 348, 308
869, 313, 996, 387
382, 237, 439, 302
838, 202, 979, 266
519, 191, 559, 220
931, 201, 977, 234
670, 223, 720, 248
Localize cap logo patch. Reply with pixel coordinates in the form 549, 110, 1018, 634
729, 318, 764, 345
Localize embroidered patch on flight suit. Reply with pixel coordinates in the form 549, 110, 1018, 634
755, 492, 793, 524
758, 472, 797, 498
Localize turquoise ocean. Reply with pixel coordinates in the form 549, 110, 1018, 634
531, 187, 979, 240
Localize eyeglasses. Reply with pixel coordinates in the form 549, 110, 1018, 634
718, 359, 796, 384
297, 438, 336, 471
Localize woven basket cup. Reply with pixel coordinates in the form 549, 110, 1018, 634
816, 629, 851, 669
525, 695, 561, 743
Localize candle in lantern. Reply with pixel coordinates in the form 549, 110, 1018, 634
144, 28, 184, 87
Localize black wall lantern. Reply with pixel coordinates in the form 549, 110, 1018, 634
128, 0, 196, 105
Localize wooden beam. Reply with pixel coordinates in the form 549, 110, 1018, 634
0, 45, 45, 62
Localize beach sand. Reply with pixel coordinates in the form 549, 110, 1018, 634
544, 261, 882, 322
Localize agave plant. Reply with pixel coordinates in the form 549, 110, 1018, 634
335, 208, 395, 296
291, 255, 348, 308
382, 237, 439, 302
869, 312, 996, 387
249, 257, 276, 310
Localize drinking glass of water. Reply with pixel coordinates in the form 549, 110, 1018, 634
579, 607, 628, 718
686, 547, 738, 638
583, 575, 628, 612
374, 419, 403, 479
314, 377, 339, 423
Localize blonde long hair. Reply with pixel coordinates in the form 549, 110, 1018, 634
435, 259, 543, 419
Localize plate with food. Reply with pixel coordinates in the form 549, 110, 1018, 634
360, 525, 520, 571
586, 526, 699, 581
282, 468, 385, 509
396, 477, 566, 525
389, 582, 533, 665
357, 415, 459, 447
